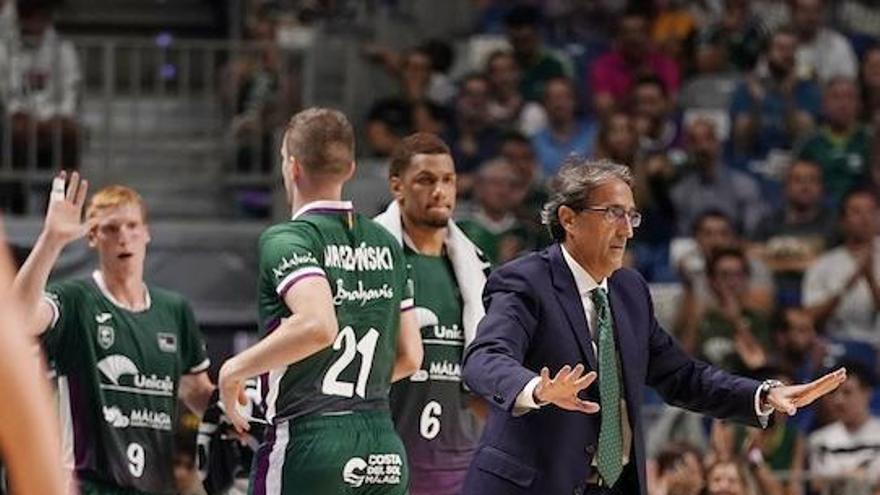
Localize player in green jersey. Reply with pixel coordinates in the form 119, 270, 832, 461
12, 173, 217, 495
0, 221, 68, 495
218, 108, 423, 495
375, 133, 488, 495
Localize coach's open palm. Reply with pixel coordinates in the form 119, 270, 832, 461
45, 171, 90, 245
766, 367, 847, 415
533, 363, 600, 414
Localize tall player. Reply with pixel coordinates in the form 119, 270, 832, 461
375, 133, 488, 495
12, 173, 216, 495
0, 220, 67, 495
217, 108, 423, 495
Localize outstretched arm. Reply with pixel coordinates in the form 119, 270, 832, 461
13, 171, 90, 336
0, 220, 68, 494
392, 308, 423, 382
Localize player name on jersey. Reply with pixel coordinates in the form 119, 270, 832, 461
324, 243, 394, 272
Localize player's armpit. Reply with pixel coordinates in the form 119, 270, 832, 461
392, 307, 423, 382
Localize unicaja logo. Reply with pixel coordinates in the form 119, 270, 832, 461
342, 457, 367, 487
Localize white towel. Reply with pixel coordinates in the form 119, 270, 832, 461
374, 201, 489, 347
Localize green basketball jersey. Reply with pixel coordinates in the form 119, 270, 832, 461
389, 249, 481, 491
257, 200, 412, 423
42, 271, 209, 495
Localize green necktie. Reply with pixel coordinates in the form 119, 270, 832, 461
592, 287, 623, 487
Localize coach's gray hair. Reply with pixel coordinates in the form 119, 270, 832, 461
541, 156, 633, 241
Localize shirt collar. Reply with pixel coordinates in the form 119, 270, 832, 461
291, 200, 354, 220
560, 244, 608, 296
92, 270, 151, 312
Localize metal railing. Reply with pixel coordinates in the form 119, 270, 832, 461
0, 35, 313, 218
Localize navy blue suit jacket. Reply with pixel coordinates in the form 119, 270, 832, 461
461, 244, 762, 495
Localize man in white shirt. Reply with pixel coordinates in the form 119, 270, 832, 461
0, 0, 81, 170
791, 0, 858, 83
803, 189, 880, 343
809, 361, 880, 489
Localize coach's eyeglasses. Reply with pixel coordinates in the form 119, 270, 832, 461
583, 205, 642, 228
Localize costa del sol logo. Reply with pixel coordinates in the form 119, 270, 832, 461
341, 454, 403, 487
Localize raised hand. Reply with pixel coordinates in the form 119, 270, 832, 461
765, 368, 847, 415
533, 363, 599, 414
44, 171, 90, 246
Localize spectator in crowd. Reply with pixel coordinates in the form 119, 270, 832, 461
679, 35, 743, 118
502, 5, 568, 102
590, 8, 681, 117
484, 50, 546, 136
413, 100, 451, 136
752, 159, 836, 304
596, 110, 639, 166
797, 77, 872, 205
651, 0, 699, 72
344, 98, 412, 217
775, 306, 830, 384
630, 151, 679, 282
222, 9, 287, 175
530, 76, 596, 177
633, 75, 685, 162
730, 27, 821, 160
790, 0, 858, 84
650, 442, 705, 495
699, 0, 770, 72
803, 188, 880, 342
672, 118, 766, 237
363, 41, 456, 106
680, 247, 772, 374
443, 74, 500, 192
704, 459, 756, 495
676, 210, 776, 318
861, 46, 880, 122
457, 158, 534, 264
808, 361, 880, 491
496, 131, 549, 247
0, 0, 81, 171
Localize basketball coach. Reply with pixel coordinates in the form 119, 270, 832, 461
461, 158, 846, 495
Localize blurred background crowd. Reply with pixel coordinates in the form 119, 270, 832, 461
1, 0, 880, 494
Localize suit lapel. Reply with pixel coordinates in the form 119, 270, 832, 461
547, 244, 597, 371
608, 276, 639, 421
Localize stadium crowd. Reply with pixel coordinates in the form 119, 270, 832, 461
1, 0, 880, 494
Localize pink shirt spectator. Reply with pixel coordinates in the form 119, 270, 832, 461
589, 50, 680, 105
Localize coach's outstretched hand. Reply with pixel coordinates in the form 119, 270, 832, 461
533, 363, 600, 414
44, 171, 90, 245
765, 367, 847, 415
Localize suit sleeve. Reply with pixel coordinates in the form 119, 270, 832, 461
639, 277, 762, 426
462, 267, 540, 413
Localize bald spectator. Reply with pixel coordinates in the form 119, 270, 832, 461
530, 77, 596, 176
671, 118, 766, 237
503, 5, 568, 102
797, 77, 871, 205
730, 27, 821, 160
790, 0, 858, 84
803, 189, 880, 343
589, 8, 681, 117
